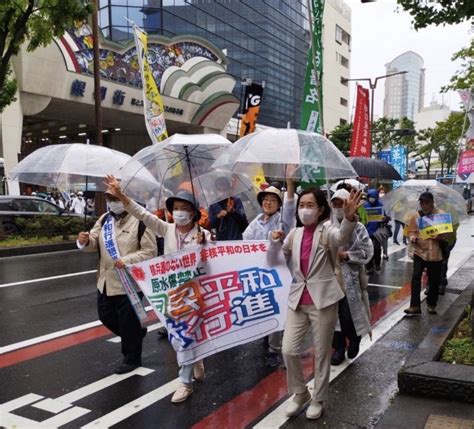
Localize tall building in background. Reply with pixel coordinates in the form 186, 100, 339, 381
98, 0, 351, 131
383, 51, 425, 120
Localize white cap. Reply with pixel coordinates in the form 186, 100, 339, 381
77, 191, 84, 196
331, 188, 350, 202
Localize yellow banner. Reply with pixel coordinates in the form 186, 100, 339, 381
133, 25, 168, 143
418, 213, 453, 240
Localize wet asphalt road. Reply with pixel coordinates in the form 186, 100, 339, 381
1, 221, 472, 429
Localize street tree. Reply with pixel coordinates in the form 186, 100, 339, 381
397, 0, 474, 30
415, 128, 437, 177
371, 117, 400, 154
329, 122, 352, 155
441, 38, 474, 93
0, 0, 92, 112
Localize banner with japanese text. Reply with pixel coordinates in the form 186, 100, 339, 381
133, 24, 168, 144
128, 241, 292, 365
239, 83, 264, 137
456, 90, 474, 183
366, 206, 384, 222
349, 85, 371, 157
417, 213, 453, 240
390, 145, 406, 188
300, 0, 324, 133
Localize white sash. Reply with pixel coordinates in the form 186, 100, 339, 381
102, 215, 148, 322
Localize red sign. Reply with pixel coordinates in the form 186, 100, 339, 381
457, 149, 474, 174
350, 84, 371, 157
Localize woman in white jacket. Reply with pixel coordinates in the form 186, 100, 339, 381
105, 175, 210, 404
269, 187, 361, 420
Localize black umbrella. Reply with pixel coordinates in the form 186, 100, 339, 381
348, 157, 403, 180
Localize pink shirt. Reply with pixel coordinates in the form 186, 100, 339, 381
299, 224, 317, 305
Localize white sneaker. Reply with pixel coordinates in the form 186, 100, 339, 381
306, 401, 323, 420
171, 383, 193, 403
193, 360, 205, 381
285, 390, 311, 417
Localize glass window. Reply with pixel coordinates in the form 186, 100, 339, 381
110, 6, 128, 27
127, 7, 145, 27
35, 201, 59, 214
340, 97, 348, 107
335, 25, 342, 44
99, 7, 109, 28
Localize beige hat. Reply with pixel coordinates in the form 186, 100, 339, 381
257, 186, 282, 206
331, 188, 350, 202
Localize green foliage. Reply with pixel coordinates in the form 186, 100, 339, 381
441, 306, 473, 366
371, 117, 416, 154
441, 39, 474, 93
397, 0, 474, 30
433, 112, 466, 174
13, 215, 96, 239
0, 0, 92, 111
329, 122, 352, 155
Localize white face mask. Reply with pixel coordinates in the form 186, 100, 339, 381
368, 197, 376, 203
378, 193, 385, 198
298, 208, 318, 226
333, 207, 345, 221
173, 210, 193, 226
108, 201, 125, 215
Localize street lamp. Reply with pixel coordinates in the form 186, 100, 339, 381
342, 70, 408, 129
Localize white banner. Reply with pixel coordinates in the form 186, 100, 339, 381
127, 240, 292, 365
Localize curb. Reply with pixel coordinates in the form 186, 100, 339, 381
398, 282, 474, 403
0, 241, 77, 258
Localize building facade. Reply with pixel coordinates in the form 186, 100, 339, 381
98, 0, 351, 132
414, 101, 451, 131
383, 51, 425, 121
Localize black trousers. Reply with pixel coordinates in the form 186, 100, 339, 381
97, 289, 145, 365
410, 255, 442, 308
367, 236, 381, 270
332, 297, 360, 351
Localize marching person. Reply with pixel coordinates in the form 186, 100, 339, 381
268, 188, 361, 420
242, 181, 297, 368
69, 191, 86, 215
329, 189, 373, 366
77, 191, 157, 374
404, 192, 453, 315
104, 174, 210, 403
209, 176, 248, 240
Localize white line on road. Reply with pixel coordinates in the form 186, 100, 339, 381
368, 283, 401, 290
0, 306, 153, 355
0, 270, 97, 288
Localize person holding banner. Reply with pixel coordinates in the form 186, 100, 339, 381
269, 188, 362, 420
77, 191, 157, 374
104, 175, 210, 403
364, 189, 389, 274
404, 192, 454, 316
329, 189, 373, 366
243, 181, 297, 368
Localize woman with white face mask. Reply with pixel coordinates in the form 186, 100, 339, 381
104, 175, 210, 404
268, 187, 361, 420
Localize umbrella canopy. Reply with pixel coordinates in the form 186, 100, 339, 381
383, 179, 468, 224
213, 129, 357, 181
330, 178, 366, 192
119, 134, 257, 209
348, 157, 402, 180
9, 143, 136, 192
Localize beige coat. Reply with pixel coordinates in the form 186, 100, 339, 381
81, 213, 157, 296
268, 218, 357, 311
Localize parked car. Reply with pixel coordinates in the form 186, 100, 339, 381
0, 196, 85, 235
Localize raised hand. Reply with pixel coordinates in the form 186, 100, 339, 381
343, 189, 362, 221
104, 175, 130, 204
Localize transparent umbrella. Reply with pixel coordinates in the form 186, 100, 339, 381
330, 178, 366, 192
9, 143, 139, 192
212, 128, 357, 181
383, 179, 468, 224
119, 134, 257, 209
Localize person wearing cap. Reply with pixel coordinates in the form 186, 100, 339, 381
69, 190, 86, 215
329, 189, 373, 366
77, 190, 157, 375
242, 180, 297, 367
104, 174, 210, 403
209, 176, 248, 241
268, 187, 362, 420
404, 192, 453, 315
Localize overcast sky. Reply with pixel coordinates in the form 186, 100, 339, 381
345, 0, 472, 119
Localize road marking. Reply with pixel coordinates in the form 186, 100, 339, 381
253, 303, 412, 428
82, 378, 180, 428
107, 322, 163, 343
368, 283, 401, 290
1, 393, 44, 412
0, 270, 97, 288
0, 306, 153, 355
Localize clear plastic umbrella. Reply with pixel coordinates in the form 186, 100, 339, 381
119, 134, 258, 209
212, 128, 357, 181
383, 179, 468, 224
9, 143, 145, 192
330, 178, 366, 192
